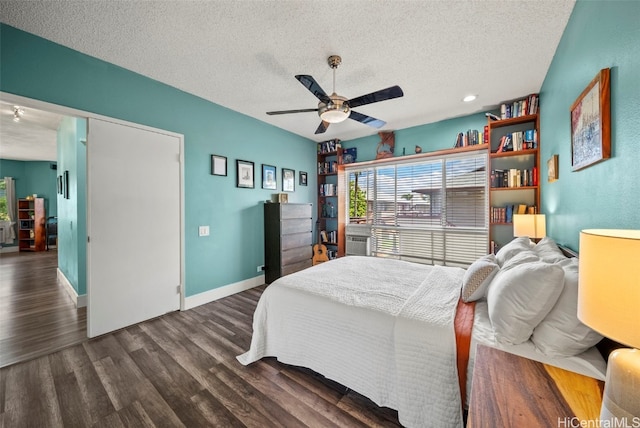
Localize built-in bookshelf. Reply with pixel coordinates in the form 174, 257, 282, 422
488, 95, 540, 253
317, 139, 344, 259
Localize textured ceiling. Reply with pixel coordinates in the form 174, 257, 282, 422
0, 0, 576, 160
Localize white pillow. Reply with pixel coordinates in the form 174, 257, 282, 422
531, 258, 603, 357
500, 250, 540, 271
495, 236, 534, 267
534, 237, 568, 264
487, 261, 565, 345
461, 254, 499, 302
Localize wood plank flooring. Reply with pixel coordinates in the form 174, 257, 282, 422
1, 283, 402, 427
0, 250, 87, 368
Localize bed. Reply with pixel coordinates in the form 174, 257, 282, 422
237, 237, 607, 428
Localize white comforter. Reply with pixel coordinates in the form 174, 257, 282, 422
237, 256, 466, 428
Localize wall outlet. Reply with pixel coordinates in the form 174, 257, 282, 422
257, 265, 265, 272
198, 226, 210, 237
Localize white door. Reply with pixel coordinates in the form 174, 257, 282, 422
87, 118, 182, 338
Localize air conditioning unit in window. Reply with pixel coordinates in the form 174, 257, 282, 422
345, 224, 371, 256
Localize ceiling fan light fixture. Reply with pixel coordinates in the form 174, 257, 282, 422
319, 94, 349, 123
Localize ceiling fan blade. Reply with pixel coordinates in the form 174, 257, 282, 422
348, 85, 404, 109
266, 108, 318, 115
349, 111, 386, 128
314, 121, 330, 134
295, 75, 331, 104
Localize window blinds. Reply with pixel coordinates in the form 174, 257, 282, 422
345, 150, 488, 266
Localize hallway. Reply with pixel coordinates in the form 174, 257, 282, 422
0, 250, 86, 367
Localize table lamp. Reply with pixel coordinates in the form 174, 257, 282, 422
513, 214, 546, 243
578, 229, 640, 424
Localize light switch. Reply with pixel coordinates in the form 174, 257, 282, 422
199, 226, 210, 237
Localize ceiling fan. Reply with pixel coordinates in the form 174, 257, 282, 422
267, 55, 404, 134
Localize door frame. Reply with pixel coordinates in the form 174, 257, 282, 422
1, 91, 187, 313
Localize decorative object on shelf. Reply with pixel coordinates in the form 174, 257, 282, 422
570, 68, 611, 171
282, 168, 295, 192
299, 171, 308, 186
414, 145, 422, 154
342, 147, 357, 164
547, 155, 559, 182
63, 170, 69, 199
513, 214, 546, 243
272, 193, 288, 203
211, 154, 227, 176
236, 159, 254, 188
375, 131, 395, 160
262, 164, 276, 190
578, 229, 640, 424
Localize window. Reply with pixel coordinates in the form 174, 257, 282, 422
0, 179, 8, 221
345, 150, 488, 266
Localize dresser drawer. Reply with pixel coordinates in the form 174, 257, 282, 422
282, 246, 312, 265
280, 203, 312, 219
281, 232, 312, 251
281, 218, 312, 234
282, 258, 312, 276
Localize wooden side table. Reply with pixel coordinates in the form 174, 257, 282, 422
468, 344, 604, 428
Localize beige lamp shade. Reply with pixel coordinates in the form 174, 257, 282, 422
513, 214, 546, 239
578, 229, 640, 349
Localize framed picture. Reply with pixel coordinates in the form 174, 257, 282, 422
262, 164, 277, 190
282, 168, 295, 192
57, 175, 63, 194
570, 68, 611, 171
236, 160, 254, 188
211, 155, 227, 176
547, 154, 559, 182
63, 170, 70, 199
299, 171, 308, 186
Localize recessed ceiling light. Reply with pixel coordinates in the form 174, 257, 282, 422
463, 95, 477, 103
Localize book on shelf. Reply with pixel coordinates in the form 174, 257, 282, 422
317, 139, 341, 154
491, 167, 538, 188
491, 205, 538, 223
494, 130, 537, 153
319, 183, 336, 196
318, 160, 338, 174
453, 128, 485, 148
499, 94, 539, 120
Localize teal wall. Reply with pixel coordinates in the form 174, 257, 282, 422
343, 112, 488, 162
539, 0, 640, 250
0, 24, 316, 297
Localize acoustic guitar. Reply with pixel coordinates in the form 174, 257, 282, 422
312, 220, 330, 265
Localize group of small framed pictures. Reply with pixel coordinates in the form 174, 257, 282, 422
210, 154, 307, 192
56, 170, 70, 199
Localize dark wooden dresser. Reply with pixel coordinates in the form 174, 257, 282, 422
468, 345, 604, 428
264, 203, 313, 284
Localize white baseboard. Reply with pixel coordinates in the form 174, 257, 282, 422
0, 246, 19, 253
184, 274, 265, 310
57, 268, 87, 308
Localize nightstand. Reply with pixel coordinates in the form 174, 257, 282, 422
468, 344, 604, 428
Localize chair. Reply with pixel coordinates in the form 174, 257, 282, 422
46, 216, 57, 250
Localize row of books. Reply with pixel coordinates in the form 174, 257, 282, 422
453, 128, 486, 148
320, 229, 337, 244
318, 139, 341, 154
500, 94, 539, 119
491, 204, 537, 224
318, 161, 338, 175
319, 183, 337, 197
491, 167, 538, 188
495, 130, 538, 152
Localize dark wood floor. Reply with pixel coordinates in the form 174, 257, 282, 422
1, 281, 402, 426
0, 250, 87, 368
